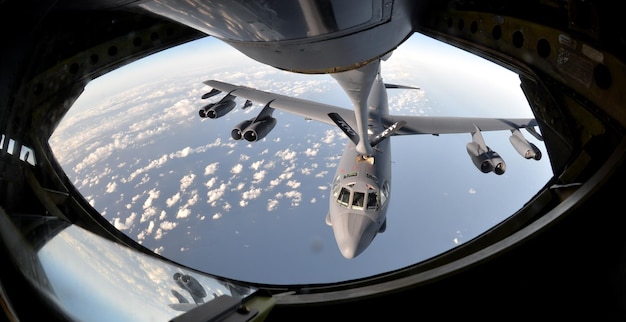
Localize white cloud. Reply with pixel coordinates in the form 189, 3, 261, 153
180, 173, 196, 191
252, 170, 266, 184
231, 163, 243, 174
242, 187, 262, 200
176, 208, 191, 219
207, 183, 227, 206
140, 206, 158, 223
315, 171, 328, 178
284, 190, 302, 207
468, 188, 477, 194
300, 163, 319, 176
263, 160, 276, 169
166, 193, 181, 207
204, 162, 219, 176
186, 191, 199, 206
250, 160, 264, 170
154, 229, 163, 240
205, 177, 217, 189
169, 146, 192, 158
275, 149, 297, 161
270, 171, 294, 187
137, 231, 146, 241
137, 221, 156, 241
322, 129, 337, 144
162, 98, 193, 121
127, 154, 168, 182
267, 199, 279, 211
212, 213, 222, 220
105, 181, 117, 193
286, 180, 301, 189
160, 221, 177, 230
137, 175, 150, 186
73, 143, 116, 173
143, 188, 160, 209
304, 147, 318, 157
113, 212, 137, 230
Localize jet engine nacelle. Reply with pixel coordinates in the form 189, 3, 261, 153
173, 273, 207, 304
231, 117, 277, 142
466, 142, 506, 175
467, 125, 506, 175
509, 129, 542, 160
242, 117, 277, 142
231, 103, 277, 142
231, 119, 254, 140
198, 103, 214, 118
200, 99, 236, 119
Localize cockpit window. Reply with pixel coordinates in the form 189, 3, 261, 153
352, 192, 365, 210
367, 192, 378, 210
337, 187, 350, 207
380, 182, 390, 205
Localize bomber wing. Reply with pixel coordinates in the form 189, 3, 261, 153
382, 114, 538, 136
204, 80, 538, 137
204, 80, 357, 129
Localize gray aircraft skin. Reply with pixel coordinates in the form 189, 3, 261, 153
138, 0, 417, 74
199, 57, 542, 258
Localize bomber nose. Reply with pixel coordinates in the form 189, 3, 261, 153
339, 240, 359, 259
333, 212, 375, 259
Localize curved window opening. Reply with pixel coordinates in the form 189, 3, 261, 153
48, 32, 553, 286
352, 192, 365, 209
337, 187, 351, 207
367, 191, 378, 210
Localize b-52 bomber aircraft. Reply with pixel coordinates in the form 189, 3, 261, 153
197, 56, 542, 259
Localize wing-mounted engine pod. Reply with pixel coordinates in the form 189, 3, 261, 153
205, 100, 237, 119
510, 128, 542, 160
467, 125, 506, 175
466, 142, 506, 175
242, 117, 277, 142
199, 92, 236, 118
199, 103, 214, 118
232, 119, 254, 140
